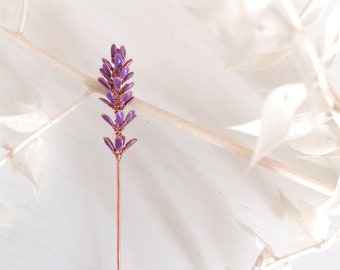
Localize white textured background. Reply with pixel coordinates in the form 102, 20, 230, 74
0, 0, 339, 269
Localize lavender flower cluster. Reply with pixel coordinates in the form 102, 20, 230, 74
98, 44, 137, 160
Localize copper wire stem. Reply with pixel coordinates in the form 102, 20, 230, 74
116, 157, 121, 270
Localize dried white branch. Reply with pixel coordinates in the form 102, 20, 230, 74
0, 24, 334, 196
281, 0, 336, 108
263, 229, 340, 269
322, 41, 340, 65
303, 38, 336, 106
0, 25, 98, 89
132, 98, 333, 196
17, 0, 28, 34
0, 89, 92, 168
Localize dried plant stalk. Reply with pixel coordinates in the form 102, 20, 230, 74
133, 98, 333, 196
0, 89, 92, 168
262, 230, 340, 269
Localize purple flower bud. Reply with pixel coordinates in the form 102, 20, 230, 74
119, 67, 129, 79
106, 92, 115, 103
100, 69, 110, 80
102, 114, 114, 127
99, 97, 112, 107
115, 111, 124, 126
102, 63, 111, 77
124, 138, 137, 151
98, 77, 111, 90
111, 44, 117, 58
120, 45, 126, 58
99, 44, 137, 157
123, 59, 133, 68
114, 77, 121, 90
123, 72, 134, 83
122, 91, 133, 104
115, 53, 123, 68
121, 82, 134, 93
125, 110, 136, 125
121, 98, 133, 109
102, 58, 113, 69
115, 136, 124, 151
103, 137, 115, 152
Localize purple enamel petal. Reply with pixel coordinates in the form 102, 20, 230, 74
99, 97, 112, 106
99, 68, 110, 79
102, 114, 114, 126
102, 63, 111, 77
114, 77, 121, 90
106, 92, 115, 103
123, 59, 133, 68
121, 82, 134, 93
122, 91, 133, 103
102, 58, 113, 69
123, 72, 134, 83
119, 67, 129, 79
111, 44, 117, 58
115, 137, 124, 151
127, 97, 134, 105
115, 111, 124, 126
120, 45, 126, 58
114, 53, 123, 68
125, 110, 136, 125
98, 77, 111, 90
124, 138, 137, 151
120, 97, 133, 110
103, 137, 115, 152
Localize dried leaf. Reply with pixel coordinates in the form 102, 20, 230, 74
328, 228, 340, 245
228, 112, 329, 139
299, 0, 328, 26
280, 192, 301, 233
0, 0, 21, 23
288, 112, 330, 139
227, 119, 261, 137
281, 192, 330, 240
289, 124, 340, 155
315, 35, 339, 69
298, 200, 330, 240
0, 112, 49, 133
0, 202, 15, 226
14, 102, 43, 114
233, 220, 274, 254
251, 84, 307, 165
252, 248, 276, 270
324, 3, 340, 48
314, 4, 340, 69
229, 49, 291, 71
11, 138, 48, 200
331, 109, 340, 129
319, 174, 340, 217
322, 40, 340, 68
11, 155, 34, 184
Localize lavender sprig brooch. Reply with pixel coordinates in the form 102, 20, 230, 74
99, 44, 137, 160
98, 44, 137, 270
